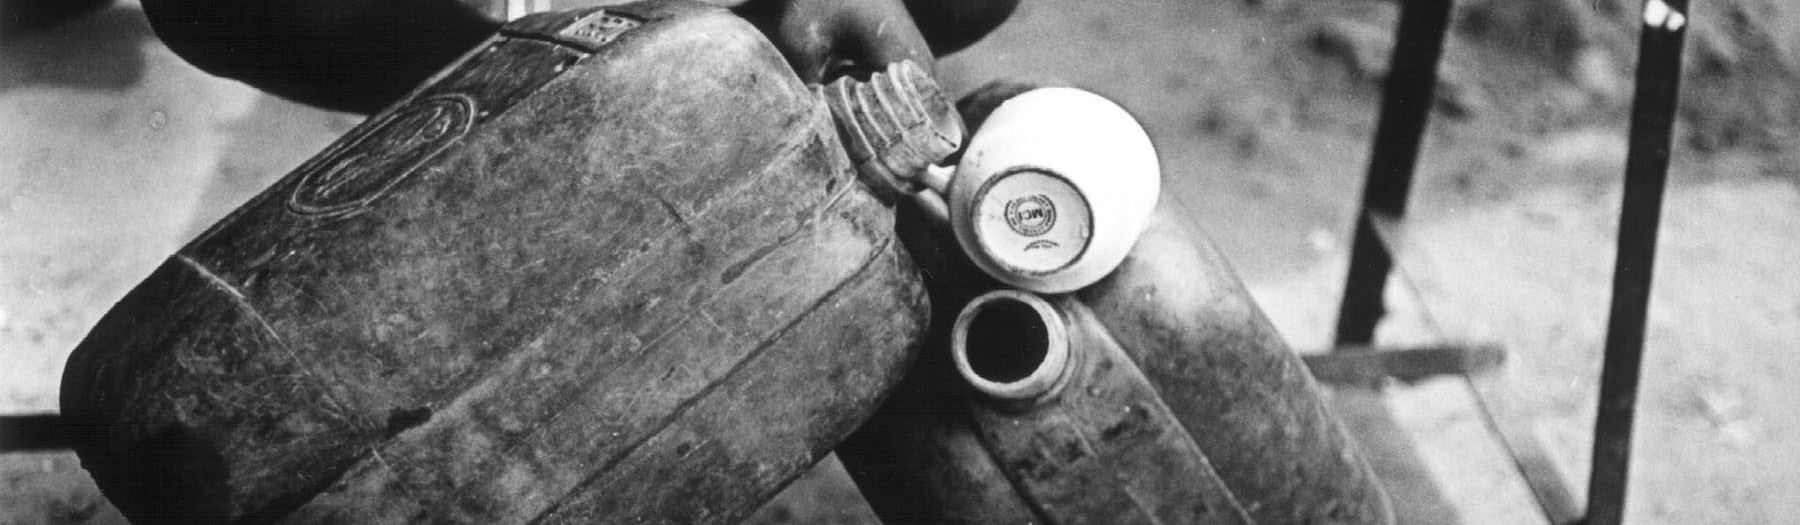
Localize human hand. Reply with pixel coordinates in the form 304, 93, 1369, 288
736, 0, 1016, 84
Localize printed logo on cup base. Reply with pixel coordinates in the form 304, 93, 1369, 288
974, 169, 1092, 276
1005, 194, 1058, 237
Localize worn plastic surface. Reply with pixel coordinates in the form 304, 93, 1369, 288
843, 196, 1394, 524
58, 3, 925, 524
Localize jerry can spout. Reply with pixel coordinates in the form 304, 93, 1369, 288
951, 290, 1073, 402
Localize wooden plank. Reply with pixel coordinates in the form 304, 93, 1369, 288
1303, 344, 1506, 387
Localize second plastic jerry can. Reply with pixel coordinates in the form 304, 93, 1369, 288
836, 83, 1396, 524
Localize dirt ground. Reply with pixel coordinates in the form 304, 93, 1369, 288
3, 0, 1795, 523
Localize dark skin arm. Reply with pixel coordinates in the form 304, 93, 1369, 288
141, 0, 500, 114
138, 0, 1018, 114
737, 0, 1018, 83
1, 0, 112, 34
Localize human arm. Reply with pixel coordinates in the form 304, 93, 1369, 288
139, 0, 1018, 113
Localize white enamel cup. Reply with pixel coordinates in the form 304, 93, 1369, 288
945, 87, 1161, 294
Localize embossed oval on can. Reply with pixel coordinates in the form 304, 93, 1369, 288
288, 94, 477, 217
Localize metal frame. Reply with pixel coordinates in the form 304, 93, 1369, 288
1324, 0, 1693, 523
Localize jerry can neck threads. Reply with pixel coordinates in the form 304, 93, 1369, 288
951, 290, 1072, 402
819, 60, 965, 202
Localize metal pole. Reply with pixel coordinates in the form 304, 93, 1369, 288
1326, 3, 1466, 524
1585, 1, 1690, 524
1333, 0, 1454, 347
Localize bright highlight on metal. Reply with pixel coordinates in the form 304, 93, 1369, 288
1643, 0, 1687, 31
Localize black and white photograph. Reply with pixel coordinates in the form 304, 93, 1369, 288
0, 0, 1792, 523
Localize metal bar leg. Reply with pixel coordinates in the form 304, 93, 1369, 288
1333, 0, 1455, 347
1586, 1, 1690, 523
1323, 3, 1463, 524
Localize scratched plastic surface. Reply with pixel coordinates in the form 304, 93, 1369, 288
58, 3, 925, 524
842, 195, 1394, 524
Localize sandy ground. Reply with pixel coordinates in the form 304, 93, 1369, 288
3, 0, 1796, 523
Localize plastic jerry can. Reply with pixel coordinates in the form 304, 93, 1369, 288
836, 83, 1396, 524
58, 2, 925, 523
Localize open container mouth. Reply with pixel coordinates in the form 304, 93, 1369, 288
951, 290, 1071, 401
